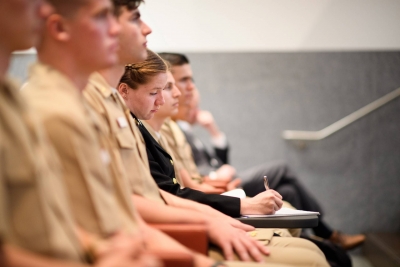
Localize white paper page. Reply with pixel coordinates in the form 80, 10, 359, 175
242, 207, 320, 218
221, 189, 246, 199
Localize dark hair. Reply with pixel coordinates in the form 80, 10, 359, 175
46, 0, 89, 16
158, 53, 190, 67
119, 50, 168, 90
113, 0, 144, 16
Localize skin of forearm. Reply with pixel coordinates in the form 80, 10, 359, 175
159, 190, 230, 220
134, 210, 180, 253
132, 194, 208, 225
240, 197, 267, 215
1, 244, 89, 267
205, 123, 222, 138
178, 169, 221, 193
178, 168, 201, 189
140, 226, 214, 267
160, 189, 210, 212
150, 191, 256, 232
239, 196, 277, 215
140, 224, 189, 253
196, 113, 223, 138
178, 168, 223, 193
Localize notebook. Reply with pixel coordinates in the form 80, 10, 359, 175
242, 207, 320, 218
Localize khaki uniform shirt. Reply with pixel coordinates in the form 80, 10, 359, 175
23, 63, 138, 238
0, 78, 82, 261
161, 118, 203, 181
159, 119, 300, 239
84, 73, 165, 205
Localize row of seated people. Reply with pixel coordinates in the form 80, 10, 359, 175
147, 53, 366, 251
1, 0, 332, 266
135, 53, 364, 265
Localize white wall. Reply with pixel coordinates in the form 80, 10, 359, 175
141, 0, 400, 52
14, 0, 400, 55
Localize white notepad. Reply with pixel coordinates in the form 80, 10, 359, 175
242, 207, 320, 218
221, 189, 246, 199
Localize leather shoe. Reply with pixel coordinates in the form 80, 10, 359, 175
329, 231, 366, 250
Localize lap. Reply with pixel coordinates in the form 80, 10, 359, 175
209, 243, 328, 267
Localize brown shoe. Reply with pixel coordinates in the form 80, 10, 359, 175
329, 231, 366, 250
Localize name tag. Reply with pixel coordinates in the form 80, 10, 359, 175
117, 117, 128, 128
100, 149, 111, 165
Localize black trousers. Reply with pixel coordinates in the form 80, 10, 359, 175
238, 161, 333, 239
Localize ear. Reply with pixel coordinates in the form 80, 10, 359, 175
46, 14, 70, 42
118, 83, 129, 100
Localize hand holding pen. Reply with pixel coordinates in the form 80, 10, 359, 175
264, 175, 282, 213
241, 176, 283, 215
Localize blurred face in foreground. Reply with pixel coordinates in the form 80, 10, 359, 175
0, 0, 52, 52
119, 72, 167, 120
61, 0, 120, 72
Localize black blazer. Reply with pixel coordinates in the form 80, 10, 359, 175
134, 114, 240, 217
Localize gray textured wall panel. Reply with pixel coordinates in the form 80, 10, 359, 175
186, 52, 400, 234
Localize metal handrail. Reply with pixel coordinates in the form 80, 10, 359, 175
282, 87, 400, 141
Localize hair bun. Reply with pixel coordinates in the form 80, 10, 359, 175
125, 64, 138, 71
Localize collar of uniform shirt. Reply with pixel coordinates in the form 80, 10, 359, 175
111, 87, 119, 94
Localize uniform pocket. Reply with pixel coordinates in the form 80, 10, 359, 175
116, 130, 135, 149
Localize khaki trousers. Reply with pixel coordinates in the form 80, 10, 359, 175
247, 228, 323, 257
209, 236, 328, 267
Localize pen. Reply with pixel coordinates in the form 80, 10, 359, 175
263, 176, 269, 190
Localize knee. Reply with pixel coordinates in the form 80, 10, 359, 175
277, 184, 297, 200
267, 245, 329, 267
294, 238, 325, 258
303, 249, 330, 267
268, 236, 325, 258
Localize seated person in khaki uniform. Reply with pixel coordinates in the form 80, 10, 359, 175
117, 50, 329, 266
82, 3, 281, 264
80, 1, 320, 263
160, 52, 366, 251
83, 18, 320, 263
21, 1, 219, 267
0, 1, 157, 267
119, 63, 284, 218
144, 86, 301, 239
